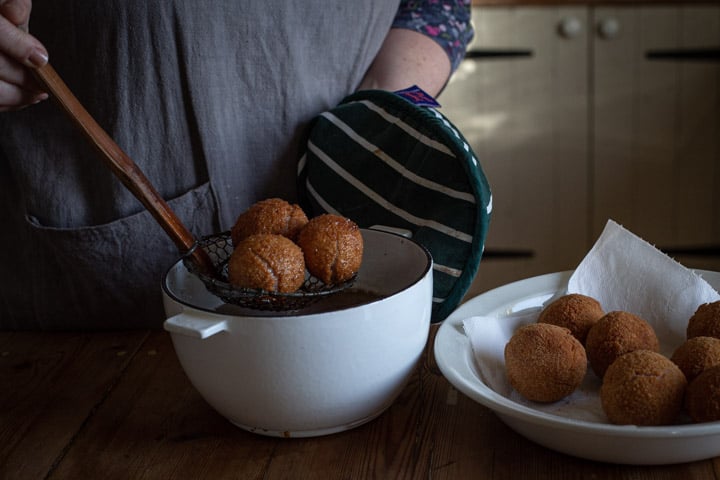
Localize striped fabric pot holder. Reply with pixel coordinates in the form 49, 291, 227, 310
297, 89, 492, 322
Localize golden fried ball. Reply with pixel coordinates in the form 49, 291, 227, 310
230, 198, 308, 246
537, 293, 605, 344
504, 323, 587, 403
585, 311, 660, 379
685, 365, 720, 423
687, 301, 720, 340
671, 336, 720, 383
227, 234, 305, 293
600, 350, 686, 426
296, 214, 363, 285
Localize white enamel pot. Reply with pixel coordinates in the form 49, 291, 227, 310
162, 228, 433, 437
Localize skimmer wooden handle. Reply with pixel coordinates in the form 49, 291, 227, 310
33, 63, 215, 275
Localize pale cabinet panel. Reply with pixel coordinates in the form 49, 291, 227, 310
441, 5, 720, 299
440, 7, 591, 297
593, 6, 720, 271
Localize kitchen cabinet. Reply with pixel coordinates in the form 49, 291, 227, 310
440, 4, 720, 297
593, 6, 720, 269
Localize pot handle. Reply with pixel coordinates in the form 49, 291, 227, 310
163, 311, 229, 339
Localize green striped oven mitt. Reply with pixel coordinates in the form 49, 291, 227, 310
297, 87, 492, 322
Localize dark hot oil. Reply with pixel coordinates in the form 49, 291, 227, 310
212, 288, 384, 317
306, 288, 384, 313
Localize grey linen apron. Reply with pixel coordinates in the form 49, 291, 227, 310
0, 0, 400, 330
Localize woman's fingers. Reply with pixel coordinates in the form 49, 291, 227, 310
0, 12, 47, 68
0, 0, 32, 29
0, 79, 47, 111
0, 0, 48, 109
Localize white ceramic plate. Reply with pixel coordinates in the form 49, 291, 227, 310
435, 270, 720, 465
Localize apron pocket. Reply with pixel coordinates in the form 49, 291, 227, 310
21, 182, 218, 329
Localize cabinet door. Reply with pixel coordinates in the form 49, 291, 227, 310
440, 7, 590, 296
593, 5, 720, 271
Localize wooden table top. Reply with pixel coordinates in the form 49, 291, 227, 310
2, 326, 719, 479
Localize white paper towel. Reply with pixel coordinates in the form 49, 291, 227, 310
463, 219, 720, 422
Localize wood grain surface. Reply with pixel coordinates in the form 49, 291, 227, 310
1, 328, 719, 479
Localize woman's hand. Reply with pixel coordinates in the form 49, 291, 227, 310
0, 0, 48, 111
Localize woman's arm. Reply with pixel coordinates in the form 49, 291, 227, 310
358, 0, 473, 98
0, 0, 48, 111
357, 28, 451, 98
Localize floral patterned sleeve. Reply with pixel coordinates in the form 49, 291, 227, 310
392, 0, 474, 72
